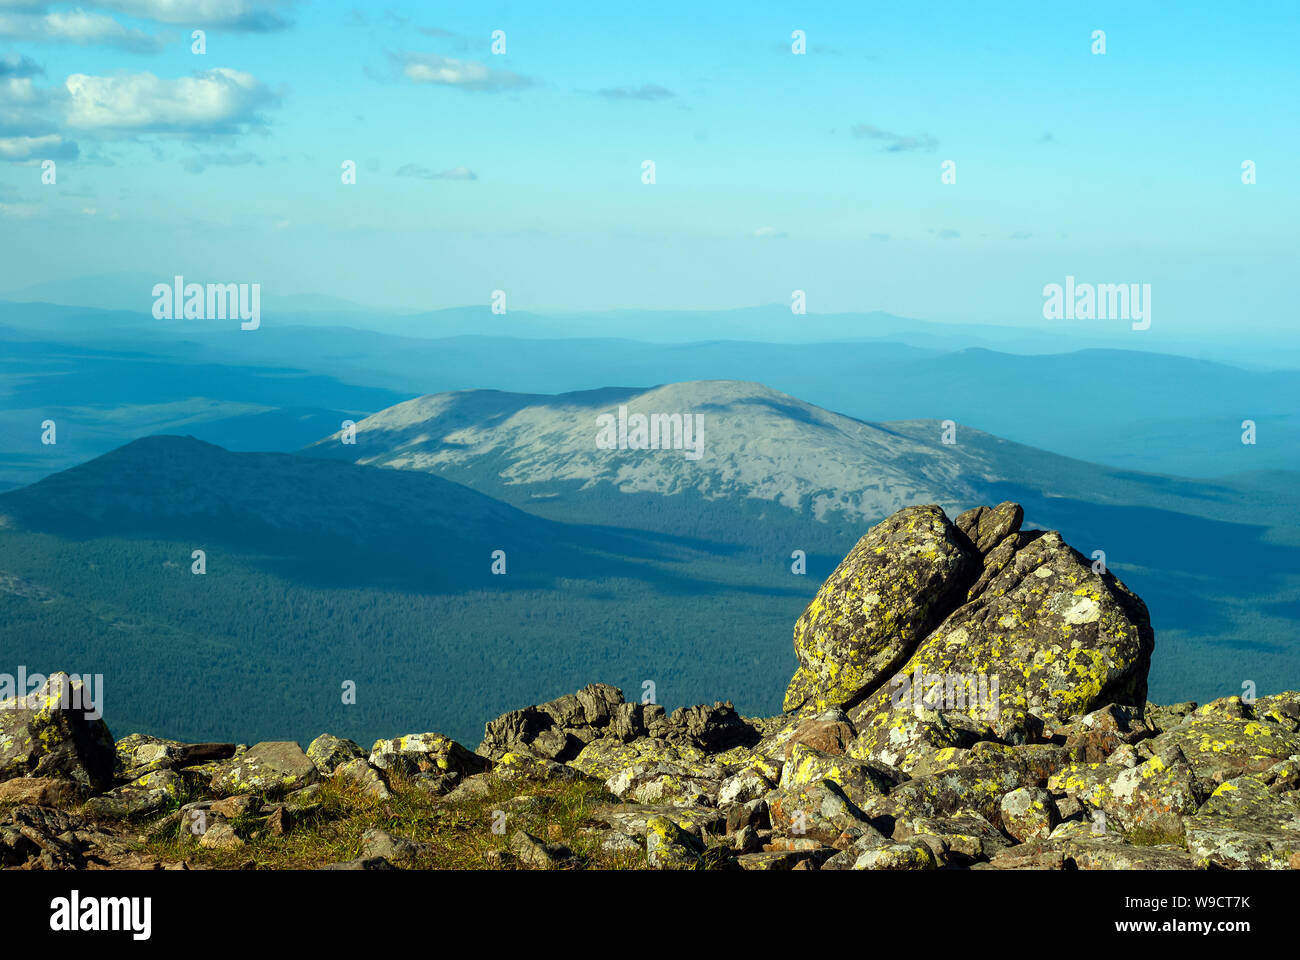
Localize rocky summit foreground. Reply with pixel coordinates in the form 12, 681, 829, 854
3, 502, 1299, 871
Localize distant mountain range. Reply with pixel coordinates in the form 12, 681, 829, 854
3, 300, 1297, 485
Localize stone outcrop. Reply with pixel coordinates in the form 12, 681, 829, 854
0, 673, 115, 791
2, 503, 1297, 871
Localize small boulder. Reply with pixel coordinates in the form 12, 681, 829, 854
307, 734, 365, 775
509, 829, 572, 869
85, 769, 184, 819
332, 758, 391, 800
644, 816, 702, 869
361, 828, 428, 866
369, 732, 488, 793
1000, 786, 1058, 842
210, 741, 320, 798
0, 776, 83, 807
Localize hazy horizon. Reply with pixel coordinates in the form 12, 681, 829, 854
2, 1, 1297, 338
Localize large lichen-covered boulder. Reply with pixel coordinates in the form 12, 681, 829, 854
850, 530, 1155, 757
210, 741, 321, 798
0, 673, 115, 791
784, 505, 979, 715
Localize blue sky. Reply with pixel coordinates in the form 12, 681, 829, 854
0, 0, 1296, 335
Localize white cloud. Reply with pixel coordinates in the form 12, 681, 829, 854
103, 0, 291, 30
64, 68, 276, 134
399, 54, 532, 92
0, 131, 75, 159
0, 0, 291, 32
0, 10, 170, 53
0, 74, 64, 138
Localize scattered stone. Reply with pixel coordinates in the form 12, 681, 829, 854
84, 769, 183, 819
767, 779, 875, 846
198, 820, 244, 851
361, 827, 428, 865
307, 734, 365, 775
210, 742, 320, 798
779, 742, 896, 808
0, 777, 83, 807
1000, 786, 1058, 842
851, 841, 939, 870
509, 829, 572, 869
370, 732, 488, 795
320, 856, 396, 870
644, 816, 702, 869
955, 501, 1025, 554
332, 758, 391, 800
737, 849, 827, 870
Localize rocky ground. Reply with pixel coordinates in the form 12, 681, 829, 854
3, 501, 1299, 870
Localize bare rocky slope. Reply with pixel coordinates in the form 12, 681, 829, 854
3, 501, 1298, 870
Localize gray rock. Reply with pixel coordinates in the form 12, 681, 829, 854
508, 829, 572, 869
307, 734, 365, 775
0, 673, 116, 790
361, 828, 428, 865
320, 856, 396, 870
209, 741, 320, 798
332, 758, 391, 800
